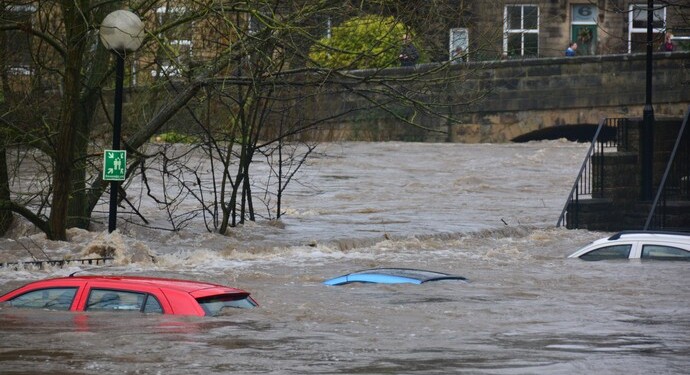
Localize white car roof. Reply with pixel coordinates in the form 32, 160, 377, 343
606, 231, 690, 242
569, 231, 690, 258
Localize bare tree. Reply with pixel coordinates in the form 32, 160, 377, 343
1, 0, 492, 240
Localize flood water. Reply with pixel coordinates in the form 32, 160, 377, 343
1, 141, 688, 374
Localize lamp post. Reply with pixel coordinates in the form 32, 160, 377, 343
99, 10, 144, 233
641, 0, 655, 200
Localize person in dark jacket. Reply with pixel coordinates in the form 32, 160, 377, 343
399, 35, 419, 67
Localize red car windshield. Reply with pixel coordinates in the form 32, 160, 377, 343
196, 294, 257, 316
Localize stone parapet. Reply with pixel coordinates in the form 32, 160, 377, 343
287, 52, 690, 143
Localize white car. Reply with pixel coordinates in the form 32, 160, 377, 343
568, 231, 690, 261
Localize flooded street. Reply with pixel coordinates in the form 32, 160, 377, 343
1, 141, 688, 374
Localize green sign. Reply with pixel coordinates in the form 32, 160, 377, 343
103, 150, 126, 181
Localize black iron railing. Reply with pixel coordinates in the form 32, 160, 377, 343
557, 117, 625, 228
644, 106, 690, 230
1, 257, 114, 270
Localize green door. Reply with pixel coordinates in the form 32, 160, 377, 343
572, 25, 597, 55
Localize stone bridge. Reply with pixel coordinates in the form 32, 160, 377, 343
302, 52, 690, 143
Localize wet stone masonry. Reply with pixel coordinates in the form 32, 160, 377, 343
294, 52, 690, 143
109, 52, 690, 144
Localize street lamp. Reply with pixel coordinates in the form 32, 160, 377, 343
99, 10, 144, 233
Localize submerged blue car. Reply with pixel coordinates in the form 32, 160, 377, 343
323, 268, 468, 286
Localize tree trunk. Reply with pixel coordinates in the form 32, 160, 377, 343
67, 67, 109, 229
66, 5, 114, 230
48, 1, 88, 240
0, 147, 12, 235
0, 12, 13, 235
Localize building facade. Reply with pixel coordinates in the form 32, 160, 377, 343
3, 1, 688, 79
458, 1, 689, 61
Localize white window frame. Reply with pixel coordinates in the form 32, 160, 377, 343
628, 3, 666, 53
570, 4, 598, 55
503, 4, 540, 57
449, 28, 469, 62
152, 6, 193, 77
571, 4, 598, 25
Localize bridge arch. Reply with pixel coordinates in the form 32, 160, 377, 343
510, 124, 617, 143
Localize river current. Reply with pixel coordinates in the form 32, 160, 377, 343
0, 141, 688, 374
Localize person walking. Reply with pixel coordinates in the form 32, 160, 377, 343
565, 42, 577, 57
399, 34, 419, 67
662, 33, 674, 52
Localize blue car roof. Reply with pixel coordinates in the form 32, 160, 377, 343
323, 268, 467, 286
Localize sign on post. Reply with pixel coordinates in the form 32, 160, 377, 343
103, 150, 126, 181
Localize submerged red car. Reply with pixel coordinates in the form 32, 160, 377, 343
0, 275, 257, 317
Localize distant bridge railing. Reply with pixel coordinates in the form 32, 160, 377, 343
1, 257, 114, 270
556, 117, 626, 228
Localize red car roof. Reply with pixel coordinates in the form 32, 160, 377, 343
54, 275, 246, 294
0, 275, 256, 316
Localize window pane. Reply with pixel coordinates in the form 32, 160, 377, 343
633, 7, 646, 21
5, 10, 33, 67
197, 294, 257, 316
631, 4, 665, 30
507, 33, 522, 57
573, 5, 598, 24
144, 295, 164, 314
507, 6, 522, 30
580, 245, 631, 261
632, 6, 664, 23
154, 7, 193, 78
86, 289, 145, 312
524, 33, 539, 56
629, 33, 645, 53
523, 6, 539, 30
641, 245, 690, 260
9, 288, 77, 310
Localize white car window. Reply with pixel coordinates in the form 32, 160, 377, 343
580, 244, 632, 261
641, 245, 690, 260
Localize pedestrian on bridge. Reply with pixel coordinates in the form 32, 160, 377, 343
399, 34, 419, 67
565, 42, 577, 57
662, 33, 674, 52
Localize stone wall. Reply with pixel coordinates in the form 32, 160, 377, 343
113, 52, 690, 144
294, 52, 690, 143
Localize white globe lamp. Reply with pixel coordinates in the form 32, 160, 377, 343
99, 10, 144, 53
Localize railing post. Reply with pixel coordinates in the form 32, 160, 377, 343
557, 117, 614, 228
641, 0, 655, 201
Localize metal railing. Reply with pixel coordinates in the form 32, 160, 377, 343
1, 257, 114, 270
557, 117, 625, 228
644, 106, 690, 230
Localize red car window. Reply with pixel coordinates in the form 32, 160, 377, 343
6, 287, 77, 311
196, 294, 257, 316
85, 289, 162, 314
